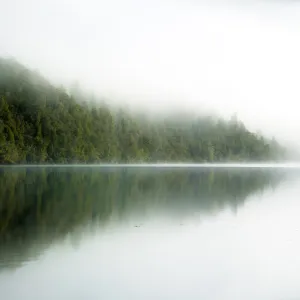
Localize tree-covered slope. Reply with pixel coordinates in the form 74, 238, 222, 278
0, 58, 284, 164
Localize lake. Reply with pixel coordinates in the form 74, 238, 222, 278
0, 165, 300, 300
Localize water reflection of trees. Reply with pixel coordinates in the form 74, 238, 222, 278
0, 167, 282, 269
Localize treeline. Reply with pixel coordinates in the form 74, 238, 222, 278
0, 58, 284, 163
0, 167, 282, 268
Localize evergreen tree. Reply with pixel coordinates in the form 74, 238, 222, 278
0, 58, 285, 164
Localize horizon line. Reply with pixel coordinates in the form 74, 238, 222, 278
2, 162, 300, 168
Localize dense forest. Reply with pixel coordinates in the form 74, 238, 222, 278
0, 58, 284, 164
0, 167, 283, 269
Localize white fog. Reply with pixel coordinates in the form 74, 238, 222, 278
1, 0, 300, 147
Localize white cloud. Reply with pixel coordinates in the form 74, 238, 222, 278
1, 0, 300, 146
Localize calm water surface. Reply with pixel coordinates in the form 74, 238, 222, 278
0, 166, 299, 300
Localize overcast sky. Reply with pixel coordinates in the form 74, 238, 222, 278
1, 0, 300, 146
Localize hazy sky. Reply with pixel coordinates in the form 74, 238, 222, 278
1, 0, 300, 146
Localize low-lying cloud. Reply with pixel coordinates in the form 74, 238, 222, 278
1, 0, 300, 147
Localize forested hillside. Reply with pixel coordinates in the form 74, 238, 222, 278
0, 58, 284, 164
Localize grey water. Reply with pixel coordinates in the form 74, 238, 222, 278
0, 165, 300, 300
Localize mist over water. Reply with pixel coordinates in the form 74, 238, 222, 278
2, 0, 300, 297
1, 166, 300, 299
5, 162, 300, 168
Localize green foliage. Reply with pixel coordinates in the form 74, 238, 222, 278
0, 58, 284, 164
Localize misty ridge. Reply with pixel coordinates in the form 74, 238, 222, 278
2, 2, 300, 299
0, 57, 286, 164
1, 0, 300, 158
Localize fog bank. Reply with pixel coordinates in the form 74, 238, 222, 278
1, 0, 300, 147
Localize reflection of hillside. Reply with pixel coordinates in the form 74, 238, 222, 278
0, 167, 282, 269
